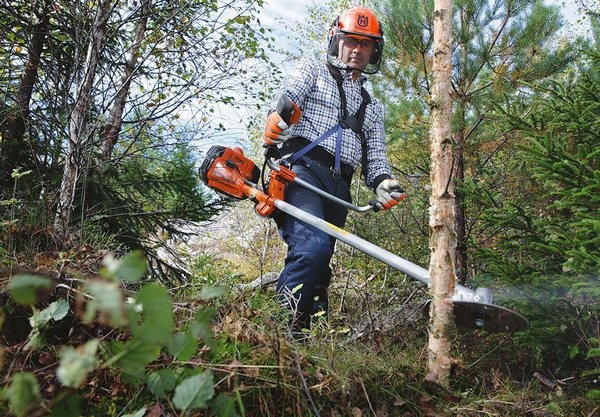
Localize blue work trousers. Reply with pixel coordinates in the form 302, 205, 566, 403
276, 158, 351, 331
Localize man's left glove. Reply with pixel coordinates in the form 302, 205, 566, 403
374, 179, 405, 211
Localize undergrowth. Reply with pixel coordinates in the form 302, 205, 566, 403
0, 247, 597, 417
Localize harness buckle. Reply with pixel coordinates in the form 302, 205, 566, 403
340, 114, 359, 131
331, 167, 341, 179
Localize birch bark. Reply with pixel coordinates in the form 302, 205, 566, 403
426, 0, 456, 387
55, 0, 113, 230
98, 0, 152, 165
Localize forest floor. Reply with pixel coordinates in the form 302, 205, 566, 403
1, 262, 597, 416
0, 205, 598, 416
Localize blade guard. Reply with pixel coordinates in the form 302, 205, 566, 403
199, 145, 260, 199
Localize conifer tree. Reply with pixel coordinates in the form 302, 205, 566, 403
376, 0, 580, 282
477, 49, 599, 374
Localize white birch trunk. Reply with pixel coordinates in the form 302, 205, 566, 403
426, 0, 456, 387
55, 0, 113, 231
98, 0, 152, 164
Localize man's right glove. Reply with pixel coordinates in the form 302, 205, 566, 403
263, 111, 290, 146
374, 179, 405, 211
263, 95, 301, 146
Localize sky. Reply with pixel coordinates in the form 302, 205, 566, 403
259, 0, 592, 28
258, 0, 318, 37
256, 0, 592, 52
214, 0, 593, 146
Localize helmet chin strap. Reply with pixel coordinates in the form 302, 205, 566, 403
327, 56, 367, 78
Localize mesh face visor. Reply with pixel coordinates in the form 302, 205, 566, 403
327, 31, 384, 75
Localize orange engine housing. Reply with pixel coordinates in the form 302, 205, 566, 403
199, 145, 260, 199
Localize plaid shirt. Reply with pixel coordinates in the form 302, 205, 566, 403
280, 59, 391, 190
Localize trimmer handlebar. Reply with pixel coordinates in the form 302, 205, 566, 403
266, 158, 374, 212
275, 95, 297, 126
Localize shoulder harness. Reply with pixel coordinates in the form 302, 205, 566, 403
326, 63, 371, 178
286, 64, 373, 179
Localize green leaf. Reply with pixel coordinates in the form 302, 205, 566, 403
0, 198, 18, 206
200, 285, 229, 300
11, 168, 33, 179
51, 394, 83, 417
100, 250, 147, 283
130, 284, 174, 345
24, 328, 45, 351
585, 389, 600, 401
24, 300, 70, 351
211, 393, 240, 417
9, 274, 53, 305
83, 280, 126, 327
587, 347, 600, 359
172, 371, 215, 411
57, 339, 100, 388
167, 331, 198, 361
191, 308, 216, 349
147, 369, 177, 398
106, 340, 161, 374
122, 407, 147, 417
581, 368, 600, 378
568, 345, 579, 359
39, 299, 69, 323
4, 372, 40, 417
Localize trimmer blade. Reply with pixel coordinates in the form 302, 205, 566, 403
452, 301, 529, 333
423, 301, 529, 333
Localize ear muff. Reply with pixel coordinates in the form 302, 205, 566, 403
370, 41, 384, 65
328, 18, 340, 58
369, 23, 384, 65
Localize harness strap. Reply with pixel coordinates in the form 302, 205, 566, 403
326, 64, 372, 180
358, 87, 371, 180
333, 124, 343, 178
326, 64, 371, 136
289, 124, 340, 162
288, 64, 372, 179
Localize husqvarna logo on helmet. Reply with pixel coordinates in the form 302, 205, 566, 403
357, 14, 369, 27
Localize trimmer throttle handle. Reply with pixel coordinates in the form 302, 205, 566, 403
276, 95, 295, 125
262, 95, 299, 151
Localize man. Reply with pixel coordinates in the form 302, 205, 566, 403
263, 6, 404, 335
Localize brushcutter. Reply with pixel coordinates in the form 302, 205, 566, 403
199, 144, 528, 333
199, 94, 528, 332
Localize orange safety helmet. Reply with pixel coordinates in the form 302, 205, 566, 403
327, 6, 384, 74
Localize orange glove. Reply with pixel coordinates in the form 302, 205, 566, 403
263, 96, 302, 146
263, 111, 290, 146
374, 179, 405, 211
